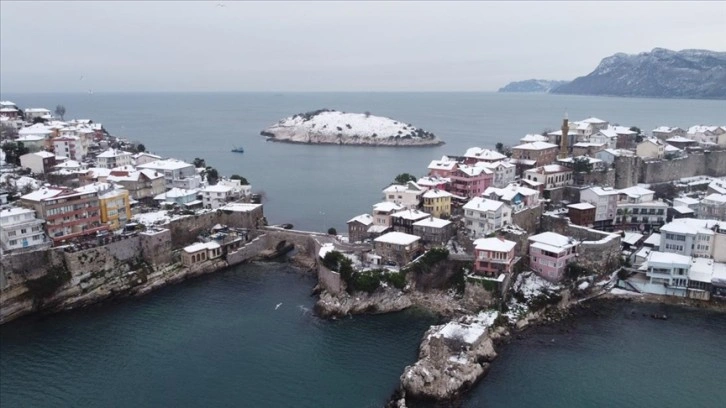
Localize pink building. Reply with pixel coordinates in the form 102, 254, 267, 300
473, 237, 517, 277
427, 156, 458, 178
528, 232, 578, 282
449, 164, 493, 198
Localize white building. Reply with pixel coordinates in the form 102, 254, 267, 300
580, 186, 620, 229
138, 159, 200, 189
523, 165, 573, 189
97, 148, 133, 169
0, 207, 47, 254
52, 136, 88, 161
479, 160, 516, 188
636, 138, 666, 160
24, 108, 52, 121
463, 197, 512, 238
202, 185, 235, 209
642, 251, 691, 297
698, 194, 726, 221
463, 147, 507, 163
19, 151, 56, 174
382, 181, 424, 209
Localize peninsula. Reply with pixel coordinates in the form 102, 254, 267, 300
260, 109, 443, 146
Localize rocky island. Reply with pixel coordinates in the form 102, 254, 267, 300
260, 109, 444, 146
498, 79, 569, 93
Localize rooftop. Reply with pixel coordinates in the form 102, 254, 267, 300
529, 231, 576, 248
474, 237, 516, 252
374, 231, 420, 246
412, 216, 451, 228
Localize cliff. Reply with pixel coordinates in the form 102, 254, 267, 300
261, 109, 444, 146
551, 48, 726, 99
498, 79, 569, 93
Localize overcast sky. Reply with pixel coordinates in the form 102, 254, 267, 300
1, 1, 724, 92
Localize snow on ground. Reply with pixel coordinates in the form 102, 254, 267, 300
448, 354, 470, 365
505, 271, 561, 320
0, 174, 41, 190
446, 238, 468, 255
431, 310, 498, 344
610, 288, 643, 296
133, 210, 172, 226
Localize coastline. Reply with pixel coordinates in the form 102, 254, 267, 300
263, 137, 445, 147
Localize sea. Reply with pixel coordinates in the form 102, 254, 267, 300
1, 92, 725, 407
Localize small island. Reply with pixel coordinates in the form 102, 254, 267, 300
261, 109, 444, 146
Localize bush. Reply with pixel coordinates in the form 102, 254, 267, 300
327, 227, 337, 235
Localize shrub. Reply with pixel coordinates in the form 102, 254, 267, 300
327, 227, 337, 235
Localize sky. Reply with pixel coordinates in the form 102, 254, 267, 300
1, 1, 724, 93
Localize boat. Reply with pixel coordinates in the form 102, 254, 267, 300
231, 146, 244, 153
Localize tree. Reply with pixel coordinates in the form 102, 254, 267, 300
495, 142, 504, 154
631, 126, 644, 144
394, 173, 417, 185
1, 141, 30, 166
652, 183, 678, 201
55, 105, 66, 120
230, 174, 249, 185
193, 157, 206, 168
572, 156, 593, 173
327, 227, 337, 235
137, 144, 146, 153
205, 167, 219, 185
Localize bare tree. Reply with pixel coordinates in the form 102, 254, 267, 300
55, 105, 66, 120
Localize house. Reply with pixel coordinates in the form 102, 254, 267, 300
637, 251, 690, 296
652, 126, 686, 140
449, 164, 493, 198
422, 189, 453, 218
612, 126, 638, 149
0, 101, 21, 119
96, 148, 133, 169
615, 186, 667, 232
580, 187, 619, 230
707, 179, 726, 195
15, 135, 46, 152
519, 134, 549, 144
217, 178, 252, 198
567, 202, 596, 227
483, 183, 540, 212
19, 151, 56, 174
665, 136, 697, 150
528, 231, 579, 282
373, 232, 421, 266
133, 152, 163, 166
347, 214, 373, 243
523, 165, 573, 190
462, 147, 506, 164
52, 135, 87, 161
571, 142, 606, 157
137, 159, 200, 189
0, 207, 48, 253
372, 202, 404, 228
658, 218, 720, 258
473, 236, 517, 277
181, 241, 223, 267
417, 176, 450, 191
687, 125, 724, 144
202, 185, 235, 209
687, 258, 720, 300
698, 194, 726, 221
24, 108, 52, 121
412, 216, 454, 245
383, 181, 425, 209
427, 156, 458, 178
154, 187, 199, 207
20, 186, 107, 244
75, 183, 132, 230
463, 197, 512, 238
107, 169, 165, 200
511, 141, 559, 168
594, 148, 634, 165
636, 138, 666, 160
391, 209, 430, 235
480, 160, 516, 188
589, 128, 619, 149
673, 195, 700, 214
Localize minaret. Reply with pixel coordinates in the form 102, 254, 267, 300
558, 113, 569, 159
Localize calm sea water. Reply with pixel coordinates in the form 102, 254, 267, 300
1, 93, 725, 407
2, 92, 725, 232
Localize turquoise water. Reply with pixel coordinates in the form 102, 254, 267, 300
0, 263, 436, 408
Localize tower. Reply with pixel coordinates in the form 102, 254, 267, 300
559, 114, 569, 159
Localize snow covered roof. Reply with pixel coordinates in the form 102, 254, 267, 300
526, 164, 570, 175
28, 151, 55, 159
581, 117, 607, 124
463, 197, 504, 212
422, 189, 453, 199
484, 184, 537, 201
708, 180, 726, 194
97, 148, 132, 158
374, 231, 420, 246
474, 237, 516, 252
455, 164, 492, 177
183, 241, 221, 254
156, 188, 198, 200
416, 176, 450, 188
0, 207, 36, 218
612, 126, 636, 135
138, 159, 194, 171
660, 218, 725, 236
664, 145, 681, 153
367, 225, 390, 234
618, 186, 654, 198
529, 231, 576, 248
16, 135, 45, 142
373, 202, 404, 213
673, 196, 699, 206
702, 193, 726, 204
653, 126, 681, 133
647, 251, 691, 267
672, 206, 695, 214
218, 203, 262, 212
383, 182, 422, 193
391, 209, 430, 221
666, 136, 695, 143
347, 213, 373, 225
427, 157, 458, 171
596, 128, 618, 138
558, 156, 603, 165
512, 141, 558, 150
587, 186, 619, 196
689, 258, 717, 283
21, 187, 71, 201
568, 202, 595, 210
412, 217, 451, 229
19, 124, 52, 135
55, 160, 82, 169
643, 233, 661, 247
520, 134, 549, 143
622, 232, 644, 246
202, 185, 233, 193
464, 147, 506, 161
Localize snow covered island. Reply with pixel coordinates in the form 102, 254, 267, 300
261, 109, 444, 146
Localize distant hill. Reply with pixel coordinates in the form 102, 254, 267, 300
551, 48, 726, 99
498, 79, 569, 93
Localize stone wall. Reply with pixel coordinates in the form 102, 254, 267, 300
614, 150, 726, 189
140, 229, 172, 266
62, 235, 140, 278
226, 234, 269, 265
511, 205, 542, 234
167, 206, 264, 249
574, 168, 615, 188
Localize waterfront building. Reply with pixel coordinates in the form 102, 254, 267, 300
528, 231, 578, 282
137, 159, 200, 189
371, 202, 404, 229
74, 183, 132, 230
96, 148, 133, 169
181, 241, 222, 266
658, 218, 721, 258
422, 189, 453, 218
19, 151, 56, 174
373, 231, 421, 266
412, 216, 454, 245
20, 186, 107, 244
382, 181, 425, 209
132, 152, 163, 166
0, 207, 47, 254
347, 214, 373, 243
641, 251, 691, 297
463, 197, 512, 238
473, 236, 517, 277
202, 185, 235, 209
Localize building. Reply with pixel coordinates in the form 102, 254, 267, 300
154, 188, 200, 207
594, 148, 634, 165
96, 148, 133, 169
371, 202, 404, 229
659, 218, 719, 258
391, 209, 430, 235
0, 207, 47, 253
107, 169, 165, 200
528, 232, 579, 282
137, 159, 200, 189
580, 187, 620, 230
483, 183, 540, 212
614, 186, 667, 232
462, 147, 506, 164
347, 214, 373, 243
463, 197, 512, 238
181, 241, 223, 266
652, 126, 686, 140
449, 164, 493, 198
480, 160, 516, 188
202, 185, 235, 209
74, 183, 132, 230
567, 202, 596, 227
19, 151, 56, 174
698, 194, 726, 221
422, 189, 453, 218
523, 165, 573, 190
636, 138, 666, 160
473, 236, 517, 277
52, 136, 87, 161
412, 216, 454, 245
20, 186, 107, 244
642, 251, 691, 297
416, 176, 449, 191
382, 181, 425, 209
665, 136, 697, 150
511, 141, 559, 167
427, 156, 458, 178
373, 231, 421, 266
133, 152, 163, 166
589, 128, 619, 149
24, 108, 52, 121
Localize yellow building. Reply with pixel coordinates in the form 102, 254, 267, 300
422, 189, 453, 218
99, 188, 132, 230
